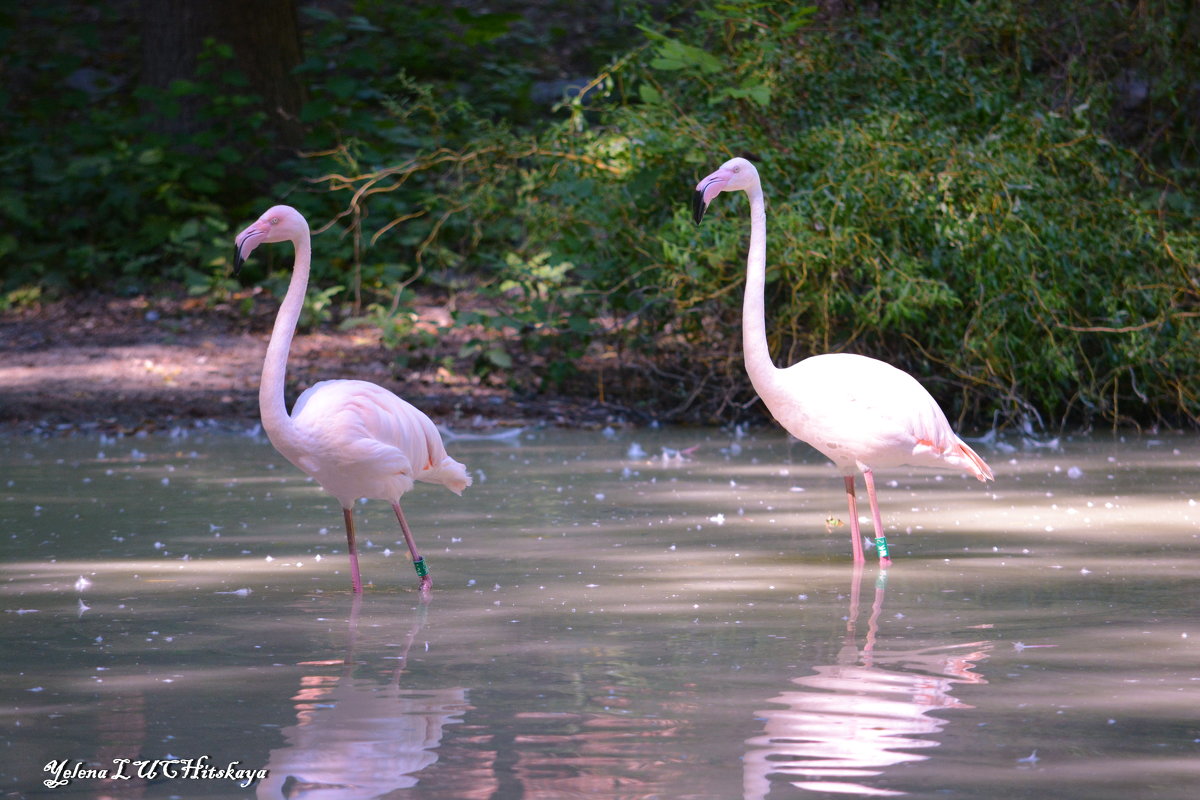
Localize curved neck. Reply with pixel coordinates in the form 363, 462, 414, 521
260, 230, 311, 442
742, 184, 779, 395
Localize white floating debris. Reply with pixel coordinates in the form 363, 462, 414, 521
708, 513, 726, 526
74, 576, 92, 592
215, 588, 252, 596
1067, 466, 1083, 479
626, 443, 646, 459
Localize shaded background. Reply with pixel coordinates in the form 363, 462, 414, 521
1, 0, 1197, 431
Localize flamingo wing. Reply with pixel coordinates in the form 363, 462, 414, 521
288, 380, 470, 505
769, 354, 991, 480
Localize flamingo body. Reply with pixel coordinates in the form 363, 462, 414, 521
285, 379, 470, 508
693, 157, 992, 565
767, 353, 990, 479
233, 205, 470, 594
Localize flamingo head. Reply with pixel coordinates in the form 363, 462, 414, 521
233, 205, 308, 274
692, 157, 759, 223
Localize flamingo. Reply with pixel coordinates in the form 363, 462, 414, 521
693, 157, 993, 565
233, 205, 471, 595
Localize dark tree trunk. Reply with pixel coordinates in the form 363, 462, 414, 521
138, 0, 305, 148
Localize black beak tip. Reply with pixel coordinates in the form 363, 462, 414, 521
692, 190, 707, 225
232, 247, 245, 276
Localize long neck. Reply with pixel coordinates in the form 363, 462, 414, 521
742, 183, 780, 397
260, 230, 311, 444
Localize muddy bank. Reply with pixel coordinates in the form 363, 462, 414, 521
0, 293, 632, 435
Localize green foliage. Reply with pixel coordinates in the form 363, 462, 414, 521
489, 0, 1198, 429
3, 0, 1197, 429
1, 20, 270, 294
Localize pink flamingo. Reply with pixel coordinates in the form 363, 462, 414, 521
693, 157, 993, 565
234, 205, 471, 595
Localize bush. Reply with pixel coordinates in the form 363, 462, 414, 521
3, 0, 1197, 429
485, 0, 1199, 429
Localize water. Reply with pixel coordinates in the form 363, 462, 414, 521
2, 424, 1198, 799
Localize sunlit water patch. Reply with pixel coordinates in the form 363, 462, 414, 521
1, 425, 1198, 798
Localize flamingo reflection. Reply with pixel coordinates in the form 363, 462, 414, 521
256, 599, 480, 800
744, 565, 991, 799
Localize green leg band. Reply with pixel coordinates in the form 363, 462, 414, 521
874, 536, 890, 559
413, 557, 429, 578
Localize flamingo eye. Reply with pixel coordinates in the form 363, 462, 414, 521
270, 217, 280, 225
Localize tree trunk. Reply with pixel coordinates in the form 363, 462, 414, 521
138, 0, 305, 148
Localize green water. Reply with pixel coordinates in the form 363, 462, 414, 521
2, 425, 1198, 798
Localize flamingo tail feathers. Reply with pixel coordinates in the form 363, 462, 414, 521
421, 456, 473, 495
957, 440, 994, 482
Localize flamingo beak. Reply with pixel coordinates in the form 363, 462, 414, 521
232, 244, 247, 276
232, 221, 268, 275
692, 187, 709, 224
692, 173, 728, 224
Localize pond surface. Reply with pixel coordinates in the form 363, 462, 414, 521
1, 424, 1198, 799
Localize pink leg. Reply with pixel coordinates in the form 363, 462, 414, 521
861, 469, 892, 567
342, 507, 364, 594
844, 476, 865, 564
392, 502, 432, 599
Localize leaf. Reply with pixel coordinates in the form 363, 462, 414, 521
651, 37, 723, 74
137, 148, 164, 166
714, 84, 771, 107
486, 347, 513, 368
780, 5, 819, 35
638, 84, 663, 105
